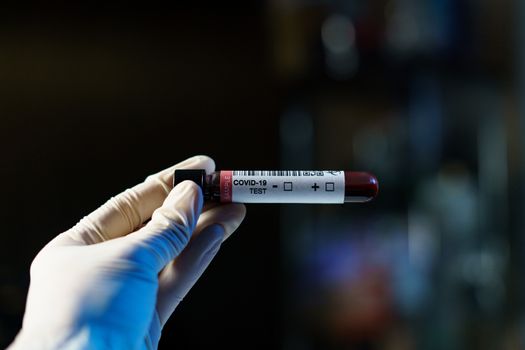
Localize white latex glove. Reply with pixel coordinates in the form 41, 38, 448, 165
8, 155, 246, 350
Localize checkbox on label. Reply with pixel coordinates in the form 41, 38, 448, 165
284, 182, 293, 191
325, 182, 335, 191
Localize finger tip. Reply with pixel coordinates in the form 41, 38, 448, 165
171, 180, 204, 212
175, 179, 201, 191
230, 203, 247, 220
192, 155, 215, 174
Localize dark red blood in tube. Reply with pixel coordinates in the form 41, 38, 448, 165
344, 171, 378, 202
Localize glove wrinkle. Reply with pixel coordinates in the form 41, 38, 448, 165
129, 180, 202, 271
72, 215, 108, 245
144, 175, 171, 196
139, 222, 188, 269
111, 188, 145, 233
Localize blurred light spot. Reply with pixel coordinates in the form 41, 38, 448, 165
408, 75, 442, 171
459, 250, 505, 312
322, 14, 355, 55
460, 251, 504, 287
407, 210, 438, 270
322, 14, 358, 79
386, 12, 420, 53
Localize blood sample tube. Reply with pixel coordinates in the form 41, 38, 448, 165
174, 170, 378, 204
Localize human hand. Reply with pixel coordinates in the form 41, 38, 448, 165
8, 155, 246, 350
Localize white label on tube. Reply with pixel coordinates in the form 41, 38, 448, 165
230, 170, 345, 203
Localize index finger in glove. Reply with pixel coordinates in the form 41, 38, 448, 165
61, 155, 214, 246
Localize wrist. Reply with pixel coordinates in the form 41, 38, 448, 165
9, 324, 144, 350
8, 327, 88, 350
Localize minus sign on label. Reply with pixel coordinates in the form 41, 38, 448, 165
272, 185, 278, 188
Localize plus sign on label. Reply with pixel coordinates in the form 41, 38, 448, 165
311, 183, 320, 191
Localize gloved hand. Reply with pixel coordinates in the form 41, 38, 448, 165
8, 155, 246, 350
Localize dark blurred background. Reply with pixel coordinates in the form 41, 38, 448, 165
1, 1, 524, 349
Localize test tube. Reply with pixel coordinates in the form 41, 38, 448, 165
174, 170, 378, 204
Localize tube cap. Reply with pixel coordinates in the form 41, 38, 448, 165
344, 171, 379, 202
173, 169, 206, 193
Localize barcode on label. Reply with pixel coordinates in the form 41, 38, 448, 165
233, 171, 326, 176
